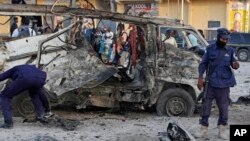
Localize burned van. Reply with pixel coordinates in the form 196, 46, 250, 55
0, 4, 208, 117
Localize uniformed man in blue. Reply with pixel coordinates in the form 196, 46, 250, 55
195, 28, 239, 140
0, 64, 47, 129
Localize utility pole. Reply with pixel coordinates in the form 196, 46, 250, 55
181, 0, 184, 22
167, 0, 169, 17
70, 0, 76, 7
110, 0, 116, 12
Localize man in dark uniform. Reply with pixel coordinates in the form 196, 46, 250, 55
195, 28, 240, 140
0, 65, 47, 129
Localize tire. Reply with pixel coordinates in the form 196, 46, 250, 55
156, 88, 195, 117
237, 49, 249, 62
11, 91, 35, 117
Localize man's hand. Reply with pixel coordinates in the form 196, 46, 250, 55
232, 61, 240, 69
197, 78, 204, 90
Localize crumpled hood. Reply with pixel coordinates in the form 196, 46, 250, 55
43, 47, 117, 96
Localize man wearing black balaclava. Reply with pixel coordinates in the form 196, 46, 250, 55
195, 28, 239, 140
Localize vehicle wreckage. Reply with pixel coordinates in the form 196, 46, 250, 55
0, 4, 208, 117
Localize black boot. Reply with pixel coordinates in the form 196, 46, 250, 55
0, 122, 13, 129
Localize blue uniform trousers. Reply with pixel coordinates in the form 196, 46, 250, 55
0, 77, 45, 124
39, 88, 50, 113
200, 85, 230, 126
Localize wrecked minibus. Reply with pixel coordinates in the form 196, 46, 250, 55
0, 4, 208, 117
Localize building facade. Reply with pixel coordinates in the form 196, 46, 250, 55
0, 0, 249, 35
116, 0, 249, 33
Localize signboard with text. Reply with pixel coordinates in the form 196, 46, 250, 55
125, 2, 159, 17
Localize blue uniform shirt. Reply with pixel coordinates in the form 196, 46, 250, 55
198, 43, 236, 88
0, 65, 46, 82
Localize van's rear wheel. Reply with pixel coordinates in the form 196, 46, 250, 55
156, 88, 195, 117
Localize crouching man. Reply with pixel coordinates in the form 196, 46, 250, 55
0, 64, 49, 129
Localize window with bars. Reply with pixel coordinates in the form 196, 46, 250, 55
208, 21, 220, 28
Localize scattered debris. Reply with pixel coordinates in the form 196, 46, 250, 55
235, 95, 250, 105
95, 135, 101, 138
158, 122, 196, 141
23, 114, 80, 131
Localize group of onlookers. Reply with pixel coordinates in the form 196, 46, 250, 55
10, 16, 60, 38
10, 16, 36, 38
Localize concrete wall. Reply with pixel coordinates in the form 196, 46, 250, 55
159, 0, 189, 24
0, 16, 11, 35
0, 0, 10, 35
117, 2, 125, 13
189, 0, 227, 30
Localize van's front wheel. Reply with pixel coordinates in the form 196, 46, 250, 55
156, 88, 195, 117
12, 92, 35, 117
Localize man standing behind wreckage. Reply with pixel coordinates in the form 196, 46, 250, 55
0, 65, 47, 129
12, 16, 36, 38
196, 28, 239, 140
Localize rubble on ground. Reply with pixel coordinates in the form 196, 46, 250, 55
235, 95, 250, 105
23, 114, 80, 131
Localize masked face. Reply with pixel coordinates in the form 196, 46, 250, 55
217, 37, 228, 47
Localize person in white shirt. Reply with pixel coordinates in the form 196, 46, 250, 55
101, 27, 114, 63
187, 32, 198, 46
103, 27, 114, 46
163, 29, 177, 49
12, 17, 36, 38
